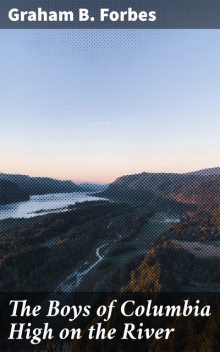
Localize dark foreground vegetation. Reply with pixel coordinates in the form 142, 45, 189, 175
0, 201, 156, 291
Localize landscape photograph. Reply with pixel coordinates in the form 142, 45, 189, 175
0, 167, 220, 293
0, 28, 220, 351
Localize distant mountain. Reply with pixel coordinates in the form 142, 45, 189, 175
0, 173, 82, 195
187, 167, 220, 176
78, 183, 108, 192
100, 168, 220, 209
0, 180, 30, 204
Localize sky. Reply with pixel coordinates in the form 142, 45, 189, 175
0, 29, 220, 183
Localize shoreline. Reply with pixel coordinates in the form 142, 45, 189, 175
0, 191, 106, 220
0, 194, 109, 231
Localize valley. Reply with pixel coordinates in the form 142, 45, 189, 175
0, 167, 219, 294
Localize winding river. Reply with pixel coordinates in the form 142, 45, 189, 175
54, 212, 180, 293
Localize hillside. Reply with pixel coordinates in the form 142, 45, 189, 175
100, 168, 220, 210
0, 173, 82, 195
0, 180, 30, 204
187, 167, 220, 176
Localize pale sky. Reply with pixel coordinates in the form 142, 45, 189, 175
0, 30, 220, 183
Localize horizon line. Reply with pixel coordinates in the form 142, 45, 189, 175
1, 166, 220, 184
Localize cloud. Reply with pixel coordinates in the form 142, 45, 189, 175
91, 120, 128, 126
91, 121, 111, 126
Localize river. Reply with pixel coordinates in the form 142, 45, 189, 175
0, 192, 105, 220
54, 212, 181, 292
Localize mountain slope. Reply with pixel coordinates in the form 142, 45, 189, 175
187, 167, 220, 176
0, 173, 82, 195
101, 168, 220, 209
0, 180, 30, 204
